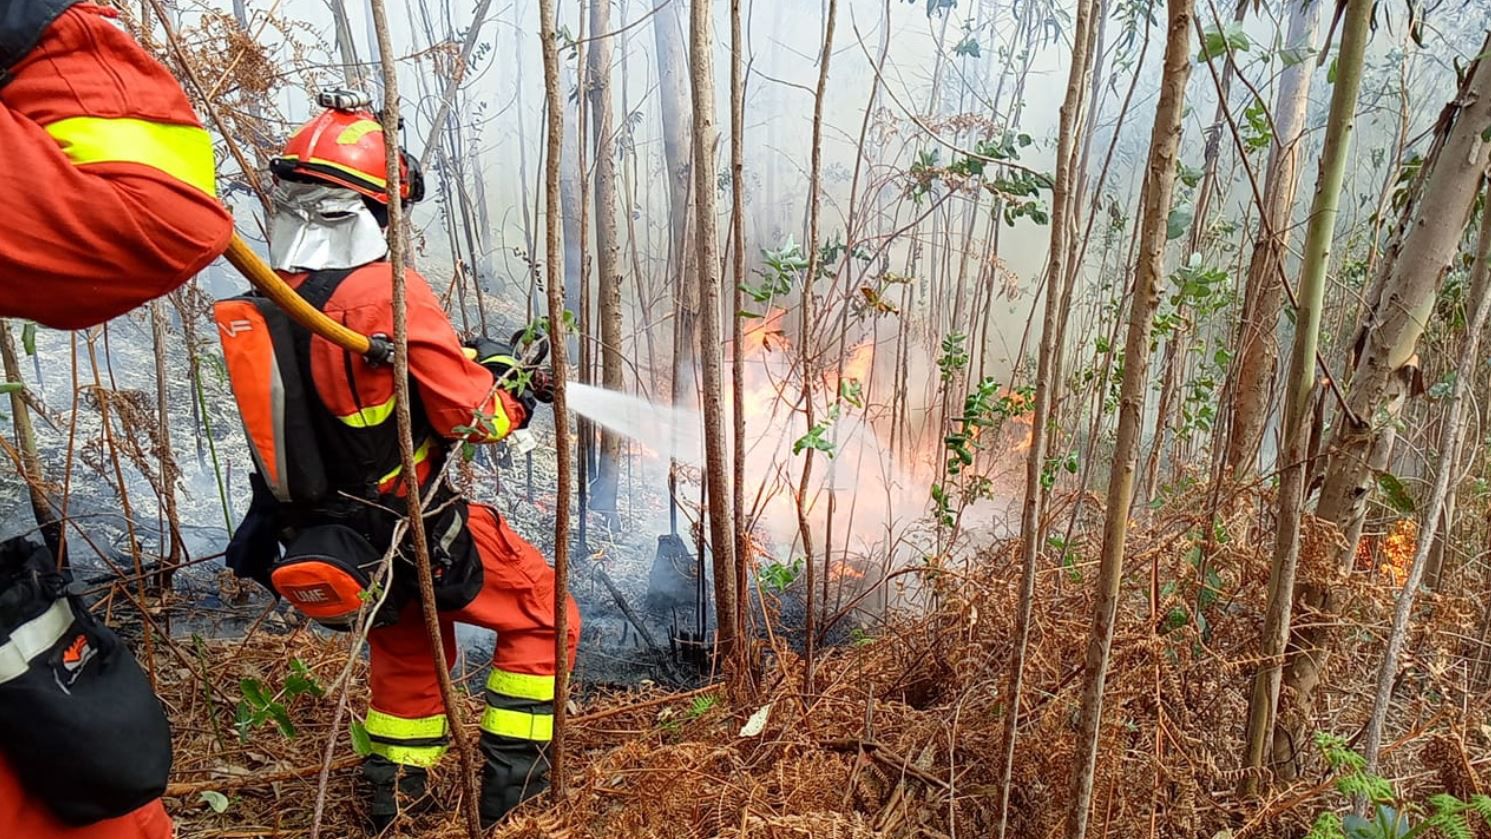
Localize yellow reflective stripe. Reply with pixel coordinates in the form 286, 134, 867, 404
365, 709, 448, 740
482, 400, 513, 441
480, 706, 553, 741
377, 438, 433, 485
336, 119, 383, 145
337, 395, 396, 428
369, 740, 448, 768
44, 116, 217, 197
486, 669, 555, 702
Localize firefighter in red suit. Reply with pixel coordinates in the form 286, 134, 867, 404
0, 2, 230, 837
221, 97, 579, 833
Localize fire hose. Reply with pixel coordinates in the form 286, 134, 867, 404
222, 233, 552, 400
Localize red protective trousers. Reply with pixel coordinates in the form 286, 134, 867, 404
364, 504, 580, 768
0, 757, 171, 839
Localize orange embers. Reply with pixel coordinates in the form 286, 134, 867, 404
1380, 519, 1417, 586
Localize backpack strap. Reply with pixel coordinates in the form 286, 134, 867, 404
0, 0, 80, 88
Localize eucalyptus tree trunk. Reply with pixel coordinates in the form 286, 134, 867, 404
997, 0, 1100, 831
1238, 0, 1372, 789
1281, 32, 1491, 774
329, 0, 364, 89
794, 0, 836, 692
367, 0, 480, 832
689, 0, 737, 656
537, 0, 574, 794
1066, 1, 1193, 835
654, 0, 698, 410
151, 301, 183, 587
587, 0, 624, 516
559, 58, 584, 315
1313, 36, 1491, 572
1225, 0, 1322, 479
1361, 176, 1491, 774
1140, 0, 1247, 503
728, 0, 749, 643
0, 321, 55, 554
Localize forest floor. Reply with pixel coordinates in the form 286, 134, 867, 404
154, 483, 1491, 839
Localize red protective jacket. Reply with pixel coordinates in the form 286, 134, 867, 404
0, 761, 171, 839
285, 261, 528, 492
0, 2, 231, 329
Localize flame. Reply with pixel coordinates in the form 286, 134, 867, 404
829, 560, 867, 582
738, 308, 790, 358
839, 342, 875, 385
1007, 419, 1033, 454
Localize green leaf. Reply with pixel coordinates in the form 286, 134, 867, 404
1167, 202, 1195, 240
0, 382, 20, 395
1279, 46, 1316, 67
1177, 162, 1204, 188
350, 720, 374, 756
20, 322, 36, 357
952, 35, 980, 57
1196, 22, 1251, 63
267, 703, 297, 739
240, 677, 269, 710
1328, 56, 1339, 84
199, 790, 230, 814
1376, 472, 1416, 515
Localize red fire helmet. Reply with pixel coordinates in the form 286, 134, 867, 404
271, 95, 424, 205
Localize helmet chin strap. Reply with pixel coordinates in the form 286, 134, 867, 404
268, 181, 389, 273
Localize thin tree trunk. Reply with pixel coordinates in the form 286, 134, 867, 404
1224, 0, 1322, 479
997, 0, 1100, 831
1284, 31, 1491, 774
151, 300, 183, 589
729, 0, 750, 649
1239, 0, 1374, 790
654, 0, 698, 410
690, 0, 737, 657
537, 0, 574, 795
329, 0, 364, 89
1313, 36, 1491, 570
1361, 176, 1491, 774
1140, 0, 1246, 503
1068, 0, 1193, 835
366, 2, 480, 834
415, 0, 494, 170
0, 321, 56, 555
587, 0, 624, 516
793, 0, 836, 694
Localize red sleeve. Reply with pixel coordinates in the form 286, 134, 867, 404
403, 270, 527, 441
0, 5, 231, 330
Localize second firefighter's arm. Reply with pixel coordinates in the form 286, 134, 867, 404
404, 271, 529, 442
0, 4, 232, 330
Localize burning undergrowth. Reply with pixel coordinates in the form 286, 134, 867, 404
149, 482, 1491, 839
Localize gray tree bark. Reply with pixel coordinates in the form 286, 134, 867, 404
587, 0, 624, 515
1067, 0, 1193, 835
689, 0, 737, 655
1225, 0, 1322, 479
1361, 173, 1491, 775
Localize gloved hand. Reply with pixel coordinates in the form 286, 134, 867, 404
462, 337, 536, 428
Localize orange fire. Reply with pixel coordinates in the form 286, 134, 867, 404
829, 560, 867, 582
738, 308, 790, 358
1380, 519, 1417, 586
840, 342, 875, 384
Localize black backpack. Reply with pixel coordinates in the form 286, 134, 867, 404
0, 538, 172, 824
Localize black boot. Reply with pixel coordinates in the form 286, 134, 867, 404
360, 755, 431, 833
478, 733, 551, 829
